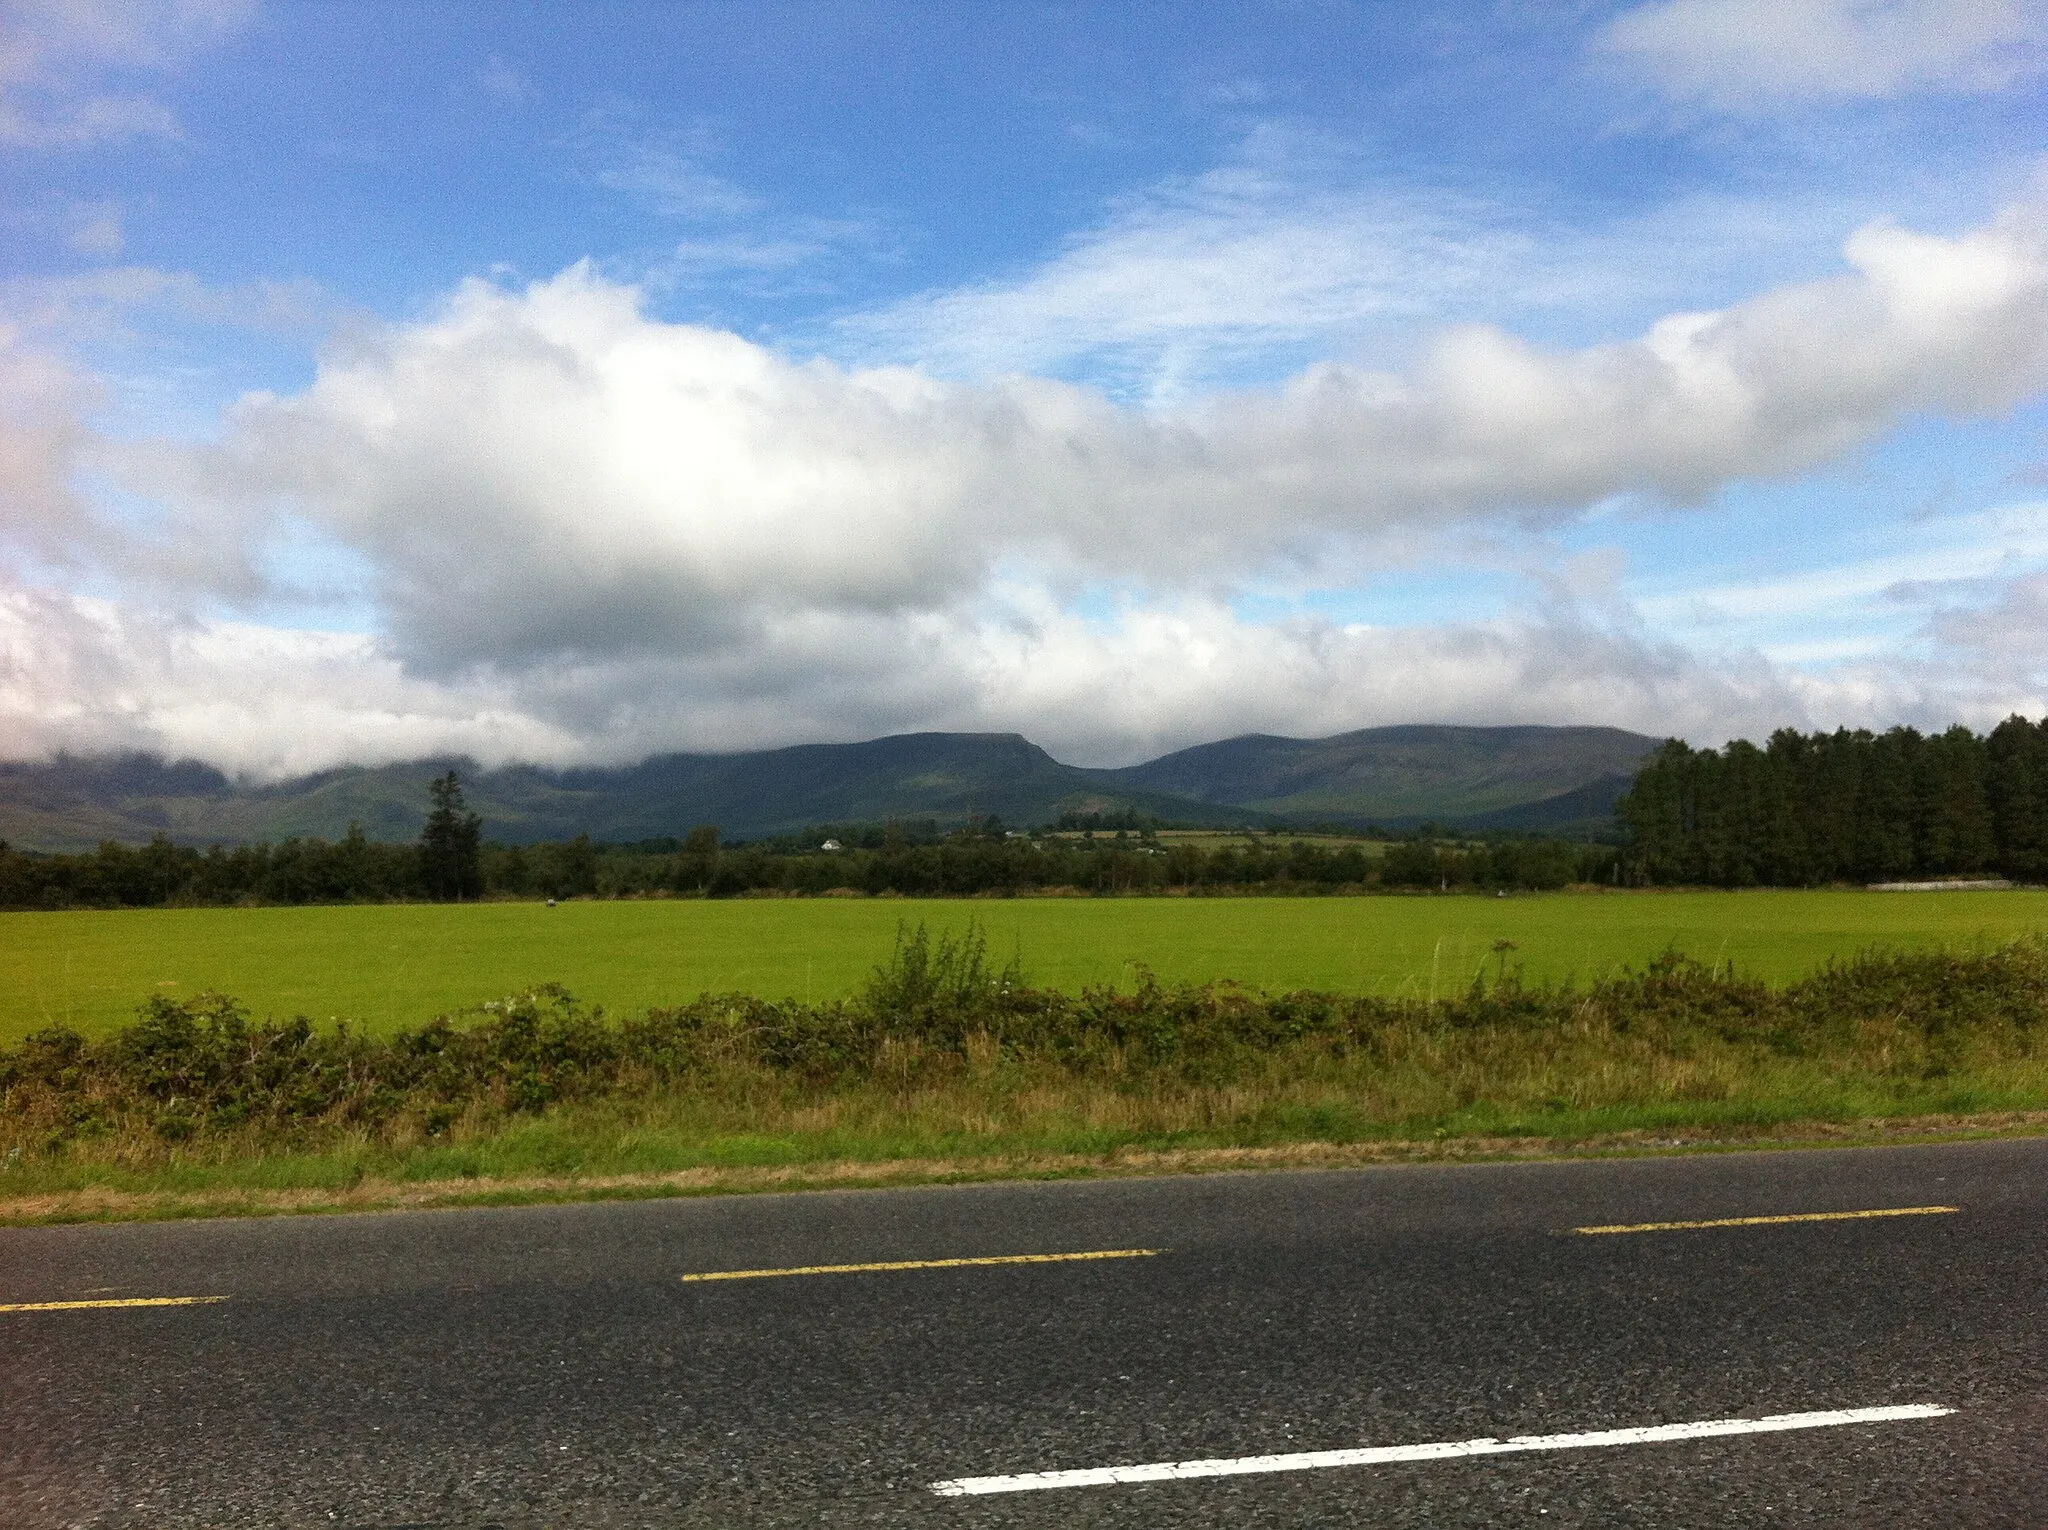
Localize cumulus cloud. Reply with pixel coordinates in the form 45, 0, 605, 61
1598, 0, 2044, 109
0, 573, 1823, 774
10, 185, 2048, 773
0, 0, 255, 148
22, 555, 2048, 779
145, 193, 2048, 685
0, 583, 585, 776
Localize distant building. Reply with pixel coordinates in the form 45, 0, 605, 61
820, 838, 843, 851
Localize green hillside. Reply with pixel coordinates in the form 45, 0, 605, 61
1108, 725, 1659, 823
0, 724, 1663, 850
0, 736, 1226, 851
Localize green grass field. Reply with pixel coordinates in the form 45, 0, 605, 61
7, 889, 2048, 1045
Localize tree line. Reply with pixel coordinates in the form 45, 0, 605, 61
1618, 716, 2048, 886
16, 716, 2048, 905
585, 829, 1610, 900
0, 779, 1615, 908
0, 771, 486, 910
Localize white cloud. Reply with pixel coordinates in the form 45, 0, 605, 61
0, 574, 1817, 773
956, 594, 1808, 763
0, 583, 582, 775
576, 107, 890, 295
0, 324, 102, 564
0, 264, 334, 342
10, 185, 2048, 773
1638, 501, 2048, 629
1598, 0, 2044, 109
20, 561, 2048, 778
1932, 565, 2048, 654
0, 264, 341, 588
837, 132, 1534, 394
143, 193, 2048, 679
830, 126, 2002, 401
655, 218, 890, 291
588, 120, 762, 221
0, 0, 255, 148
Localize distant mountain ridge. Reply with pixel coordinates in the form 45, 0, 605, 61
0, 725, 1662, 851
1106, 725, 1656, 822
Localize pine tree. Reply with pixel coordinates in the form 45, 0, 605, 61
1617, 740, 1691, 882
418, 771, 483, 901
1987, 715, 2048, 879
1916, 725, 1993, 875
1807, 729, 1867, 882
1759, 729, 1813, 884
1856, 728, 1920, 880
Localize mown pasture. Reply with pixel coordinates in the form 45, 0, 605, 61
6, 889, 2048, 1045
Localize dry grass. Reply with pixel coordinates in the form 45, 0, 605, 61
5, 1110, 2045, 1226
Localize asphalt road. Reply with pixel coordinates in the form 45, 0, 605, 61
2, 1140, 2044, 1528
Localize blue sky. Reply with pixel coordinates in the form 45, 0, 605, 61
3, 0, 2047, 774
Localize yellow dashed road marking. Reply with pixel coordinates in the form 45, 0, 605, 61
1574, 1206, 1958, 1236
0, 1296, 230, 1312
682, 1248, 1161, 1282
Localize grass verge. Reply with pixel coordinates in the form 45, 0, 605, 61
3, 1110, 2046, 1227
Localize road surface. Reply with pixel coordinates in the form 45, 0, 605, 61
3, 1139, 2043, 1527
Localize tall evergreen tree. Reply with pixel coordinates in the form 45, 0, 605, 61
1758, 729, 1813, 884
1855, 728, 1920, 880
1987, 715, 2048, 880
1616, 740, 1691, 882
418, 771, 484, 901
1807, 729, 1867, 882
1916, 725, 1993, 875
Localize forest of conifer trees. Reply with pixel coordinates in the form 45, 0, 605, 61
1618, 715, 2048, 886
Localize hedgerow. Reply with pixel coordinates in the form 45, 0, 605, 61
5, 925, 2047, 1157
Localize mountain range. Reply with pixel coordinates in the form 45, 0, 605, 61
0, 725, 1663, 852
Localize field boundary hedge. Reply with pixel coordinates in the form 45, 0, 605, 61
8, 925, 2048, 1161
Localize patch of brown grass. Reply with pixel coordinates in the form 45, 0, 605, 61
5, 1109, 2044, 1226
